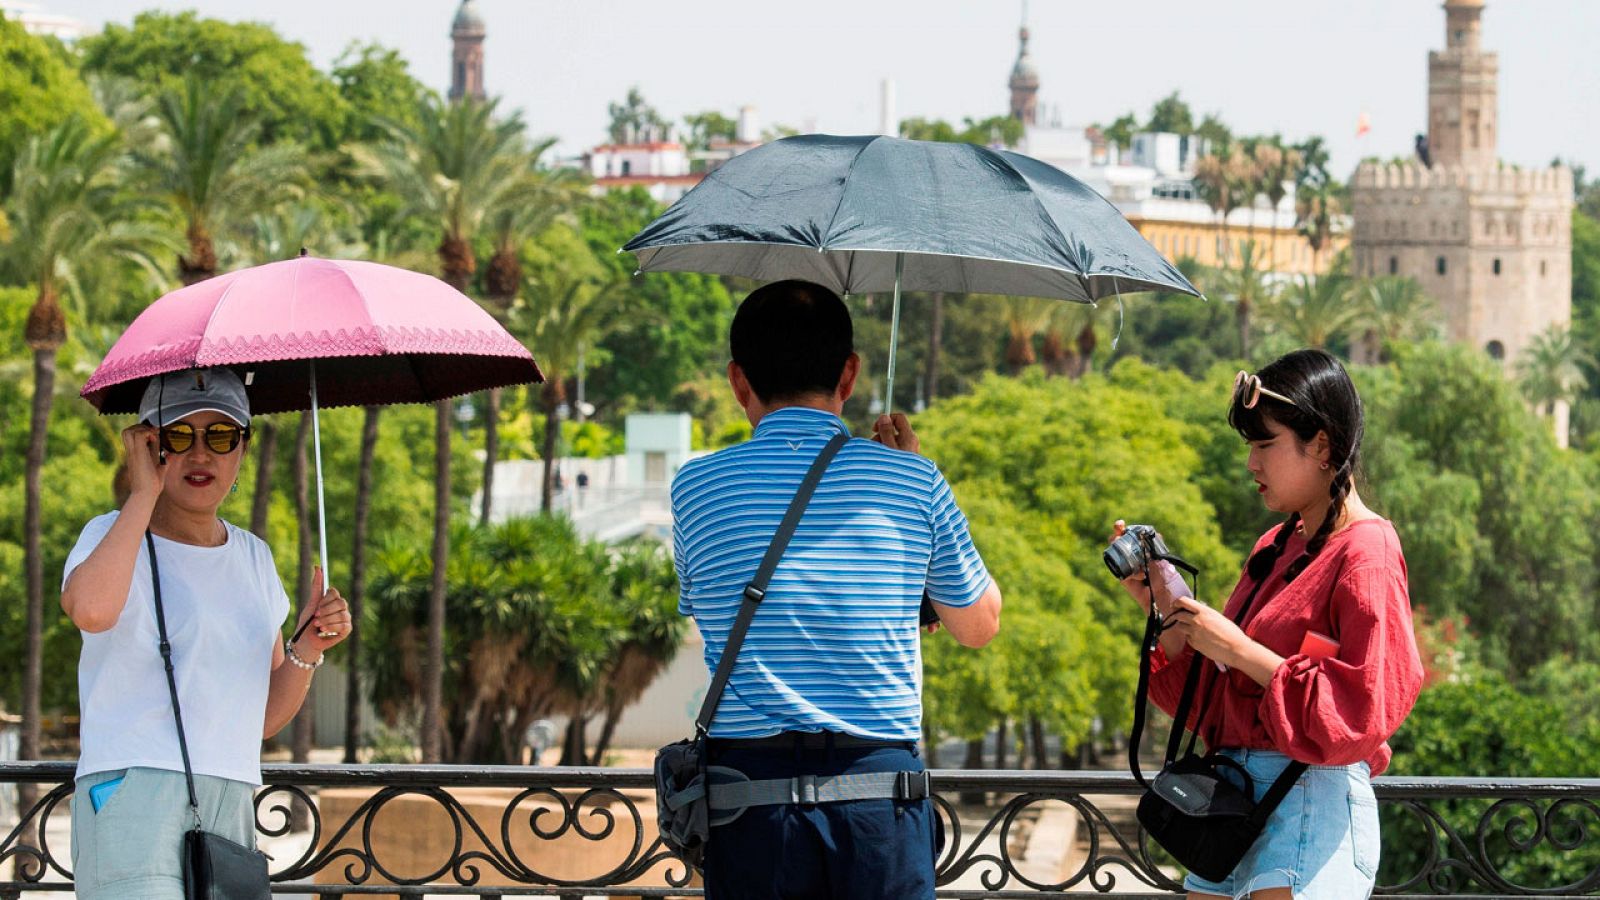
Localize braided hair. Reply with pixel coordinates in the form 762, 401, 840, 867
1229, 349, 1365, 584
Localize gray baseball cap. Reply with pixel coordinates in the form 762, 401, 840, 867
138, 367, 252, 427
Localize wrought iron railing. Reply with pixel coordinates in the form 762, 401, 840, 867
1, 762, 1597, 897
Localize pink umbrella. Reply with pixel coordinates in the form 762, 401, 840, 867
82, 254, 542, 581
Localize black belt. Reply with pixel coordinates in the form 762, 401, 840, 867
709, 731, 912, 752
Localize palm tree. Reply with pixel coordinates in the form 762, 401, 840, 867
1296, 181, 1342, 274
1518, 325, 1595, 442
1, 116, 170, 771
513, 225, 629, 512
357, 95, 527, 762
1041, 302, 1099, 379
1254, 140, 1302, 272
480, 160, 577, 524
1356, 277, 1438, 363
1193, 154, 1232, 267
1211, 241, 1278, 360
999, 296, 1054, 375
138, 78, 308, 285
1261, 274, 1358, 350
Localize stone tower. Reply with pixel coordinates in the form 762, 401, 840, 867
449, 0, 486, 103
1350, 0, 1574, 442
1008, 9, 1039, 125
1428, 0, 1497, 170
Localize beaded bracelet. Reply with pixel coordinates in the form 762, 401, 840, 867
285, 641, 325, 670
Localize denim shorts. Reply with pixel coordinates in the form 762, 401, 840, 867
1182, 748, 1379, 899
71, 766, 258, 900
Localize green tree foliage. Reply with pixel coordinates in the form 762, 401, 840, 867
682, 110, 737, 151
330, 42, 430, 146
79, 11, 346, 149
898, 116, 1023, 147
915, 365, 1241, 748
1145, 92, 1195, 135
588, 188, 735, 415
363, 516, 683, 764
1385, 673, 1600, 889
1358, 344, 1598, 675
606, 86, 667, 144
0, 16, 105, 188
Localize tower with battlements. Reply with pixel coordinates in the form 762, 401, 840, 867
449, 0, 486, 102
1350, 0, 1573, 440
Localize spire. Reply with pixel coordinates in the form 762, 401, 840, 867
1008, 1, 1039, 124
449, 0, 486, 102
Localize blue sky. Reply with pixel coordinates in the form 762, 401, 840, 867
43, 0, 1600, 178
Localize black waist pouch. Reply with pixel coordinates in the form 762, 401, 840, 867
653, 738, 711, 868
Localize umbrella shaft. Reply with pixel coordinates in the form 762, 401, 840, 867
310, 362, 330, 586
884, 254, 904, 416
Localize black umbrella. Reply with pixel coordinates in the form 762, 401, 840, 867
624, 134, 1202, 408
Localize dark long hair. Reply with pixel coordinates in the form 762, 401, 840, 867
1228, 349, 1365, 583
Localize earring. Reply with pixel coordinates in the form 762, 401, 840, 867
230, 482, 239, 494
1320, 462, 1330, 470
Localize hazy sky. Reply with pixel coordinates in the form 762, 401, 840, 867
43, 0, 1600, 177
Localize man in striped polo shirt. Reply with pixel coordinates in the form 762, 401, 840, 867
671, 280, 1003, 898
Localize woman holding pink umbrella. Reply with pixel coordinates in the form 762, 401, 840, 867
60, 367, 349, 899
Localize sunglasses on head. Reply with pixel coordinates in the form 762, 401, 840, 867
1233, 370, 1298, 410
159, 421, 250, 455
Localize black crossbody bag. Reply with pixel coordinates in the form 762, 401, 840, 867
654, 432, 848, 869
1128, 568, 1308, 883
145, 530, 273, 900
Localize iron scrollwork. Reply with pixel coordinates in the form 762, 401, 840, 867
2, 763, 1600, 896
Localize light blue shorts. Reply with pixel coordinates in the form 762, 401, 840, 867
71, 766, 258, 900
1182, 748, 1379, 899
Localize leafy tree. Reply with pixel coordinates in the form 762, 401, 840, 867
0, 16, 105, 188
1, 118, 171, 766
1360, 343, 1598, 674
899, 116, 1023, 148
607, 86, 668, 144
588, 187, 735, 416
1195, 113, 1232, 152
330, 42, 431, 146
682, 110, 737, 150
79, 11, 347, 149
1145, 92, 1195, 135
1098, 112, 1139, 151
916, 365, 1241, 755
364, 516, 683, 764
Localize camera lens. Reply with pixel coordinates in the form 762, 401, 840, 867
1102, 530, 1147, 580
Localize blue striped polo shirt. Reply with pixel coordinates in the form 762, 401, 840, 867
671, 406, 992, 741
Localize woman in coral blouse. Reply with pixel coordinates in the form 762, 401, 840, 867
1116, 348, 1424, 900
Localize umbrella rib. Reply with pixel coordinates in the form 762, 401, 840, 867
816, 136, 881, 257
982, 147, 1092, 294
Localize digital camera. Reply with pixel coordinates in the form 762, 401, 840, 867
1103, 524, 1171, 581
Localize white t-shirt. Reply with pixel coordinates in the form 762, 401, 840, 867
64, 512, 291, 785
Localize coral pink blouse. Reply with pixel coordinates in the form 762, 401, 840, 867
1149, 518, 1424, 775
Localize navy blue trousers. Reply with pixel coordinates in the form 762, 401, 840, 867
702, 741, 939, 900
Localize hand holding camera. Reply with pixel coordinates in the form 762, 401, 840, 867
1106, 521, 1193, 617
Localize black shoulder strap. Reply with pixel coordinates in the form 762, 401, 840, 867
693, 432, 849, 737
146, 530, 204, 832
